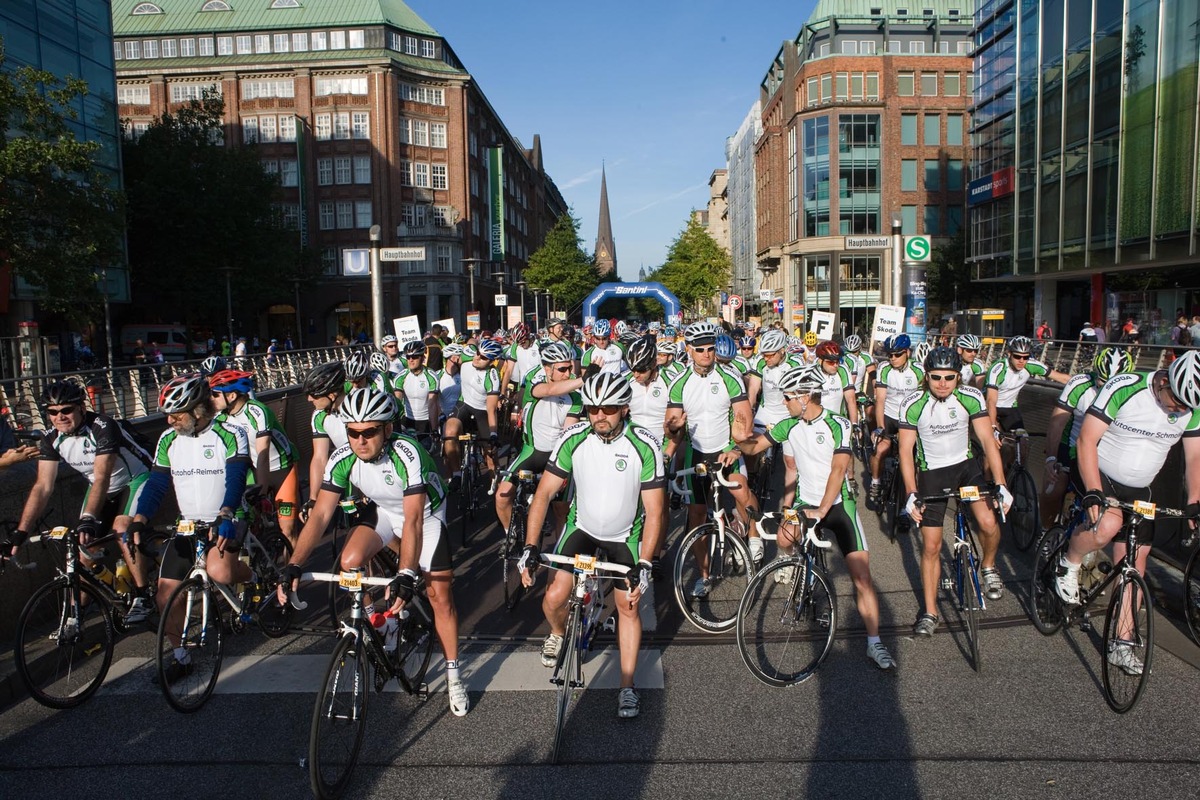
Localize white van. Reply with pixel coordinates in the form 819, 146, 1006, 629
119, 325, 203, 362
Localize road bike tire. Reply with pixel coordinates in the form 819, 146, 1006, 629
1184, 546, 1200, 646
1029, 526, 1068, 635
309, 634, 369, 800
459, 456, 478, 547
256, 531, 294, 638
877, 464, 898, 541
502, 508, 526, 611
394, 600, 435, 694
672, 522, 755, 634
1007, 467, 1040, 551
1101, 570, 1153, 714
735, 558, 837, 687
956, 545, 982, 672
14, 575, 115, 709
156, 577, 224, 713
551, 604, 581, 764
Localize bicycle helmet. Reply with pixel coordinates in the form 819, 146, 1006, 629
42, 380, 85, 407
443, 343, 465, 360
656, 339, 678, 356
626, 336, 657, 372
369, 351, 392, 374
345, 349, 371, 380
304, 361, 346, 396
912, 340, 932, 366
477, 339, 504, 361
777, 365, 824, 396
615, 320, 628, 337
453, 333, 468, 344
956, 334, 982, 350
1092, 346, 1135, 384
715, 334, 737, 360
619, 330, 641, 346
208, 369, 255, 394
759, 329, 788, 353
592, 319, 612, 338
1168, 350, 1200, 409
540, 341, 575, 365
814, 340, 842, 361
580, 372, 633, 406
923, 346, 962, 373
510, 322, 530, 342
402, 340, 425, 359
159, 374, 208, 414
379, 334, 398, 347
339, 387, 397, 423
460, 344, 478, 360
843, 334, 862, 353
739, 336, 757, 350
787, 336, 805, 353
1006, 335, 1033, 355
889, 333, 912, 352
199, 355, 227, 375
803, 331, 819, 347
684, 321, 719, 345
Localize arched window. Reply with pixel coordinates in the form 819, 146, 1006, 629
270, 0, 300, 7
201, 0, 232, 11
132, 2, 163, 13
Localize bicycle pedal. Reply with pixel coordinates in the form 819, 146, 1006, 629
416, 683, 429, 700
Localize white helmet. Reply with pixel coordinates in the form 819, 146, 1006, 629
684, 321, 719, 344
580, 372, 633, 406
369, 351, 391, 374
1168, 350, 1200, 409
843, 334, 862, 353
159, 374, 208, 414
539, 341, 574, 364
656, 339, 678, 355
477, 339, 504, 361
956, 334, 982, 350
443, 343, 465, 360
339, 388, 397, 423
776, 365, 824, 395
758, 329, 788, 353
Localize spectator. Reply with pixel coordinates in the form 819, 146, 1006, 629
252, 336, 260, 352
1171, 314, 1193, 355
0, 414, 38, 470
220, 336, 232, 357
284, 335, 294, 350
234, 337, 248, 357
1078, 322, 1098, 343
1190, 315, 1200, 345
266, 338, 279, 366
1121, 320, 1141, 344
131, 338, 147, 365
1036, 320, 1054, 341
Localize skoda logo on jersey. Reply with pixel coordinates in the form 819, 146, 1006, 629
1168, 413, 1179, 424
203, 447, 215, 460
615, 458, 627, 472
652, 388, 661, 398
384, 473, 394, 485
816, 434, 825, 444
949, 408, 957, 418
710, 385, 719, 395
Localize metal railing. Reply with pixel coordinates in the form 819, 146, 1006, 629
905, 336, 1196, 377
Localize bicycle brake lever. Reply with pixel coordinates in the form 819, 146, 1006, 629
287, 590, 308, 611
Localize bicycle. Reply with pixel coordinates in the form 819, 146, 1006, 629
917, 484, 1007, 673
456, 432, 488, 546
850, 394, 873, 465
736, 508, 836, 686
325, 493, 399, 628
538, 551, 630, 764
296, 568, 434, 799
1183, 530, 1200, 646
8, 524, 167, 709
1029, 498, 1189, 713
748, 437, 781, 504
671, 462, 755, 633
154, 519, 294, 712
874, 432, 908, 541
489, 466, 540, 611
997, 428, 1039, 551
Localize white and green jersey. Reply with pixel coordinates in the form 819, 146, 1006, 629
434, 369, 461, 412
459, 360, 500, 411
659, 360, 685, 383
394, 367, 440, 421
38, 412, 151, 491
219, 399, 296, 473
877, 361, 925, 421
986, 357, 1051, 408
151, 419, 251, 521
765, 410, 853, 507
311, 407, 348, 450
520, 373, 583, 452
667, 364, 747, 453
898, 386, 987, 471
626, 371, 672, 445
749, 353, 804, 428
1054, 374, 1099, 455
547, 420, 664, 542
345, 371, 392, 397
960, 359, 985, 386
582, 343, 626, 375
1087, 371, 1200, 487
505, 342, 541, 388
725, 355, 753, 377
844, 351, 871, 391
818, 365, 854, 415
322, 433, 446, 519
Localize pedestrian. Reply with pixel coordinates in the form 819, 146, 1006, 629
1172, 314, 1193, 355
1078, 322, 1098, 343
220, 336, 232, 357
266, 338, 279, 367
131, 338, 147, 365
1036, 320, 1053, 341
235, 337, 248, 357
284, 335, 294, 350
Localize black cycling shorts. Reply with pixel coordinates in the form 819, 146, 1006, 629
1099, 472, 1155, 544
916, 460, 986, 529
452, 403, 491, 438
995, 406, 1025, 433
795, 501, 868, 555
554, 527, 639, 570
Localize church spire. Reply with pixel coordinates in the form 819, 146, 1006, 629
594, 163, 616, 276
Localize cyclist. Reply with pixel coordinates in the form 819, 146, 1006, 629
1053, 352, 1200, 677
984, 335, 1070, 456
443, 339, 503, 491
1040, 347, 1135, 530
657, 338, 684, 382
738, 335, 758, 363
897, 347, 1011, 635
745, 328, 803, 506
128, 375, 252, 683
665, 321, 763, 577
199, 355, 227, 377
517, 372, 665, 718
842, 334, 872, 394
499, 322, 540, 393
436, 343, 464, 416
279, 388, 469, 717
302, 361, 350, 521
715, 334, 751, 377
345, 349, 391, 396
955, 334, 985, 388
379, 335, 402, 374
495, 341, 583, 535
545, 316, 581, 369
739, 366, 896, 669
626, 335, 676, 576
7, 380, 155, 623
814, 340, 858, 420
209, 369, 300, 544
393, 340, 441, 436
869, 334, 925, 504
582, 319, 626, 376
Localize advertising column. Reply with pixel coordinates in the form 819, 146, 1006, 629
902, 236, 932, 340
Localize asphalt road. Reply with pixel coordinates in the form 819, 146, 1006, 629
2, 383, 1199, 799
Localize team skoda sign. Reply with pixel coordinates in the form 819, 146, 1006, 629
903, 236, 932, 262
582, 282, 681, 325
844, 236, 891, 250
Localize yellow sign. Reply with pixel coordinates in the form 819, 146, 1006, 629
49, 527, 68, 540
573, 554, 597, 574
177, 520, 196, 535
959, 486, 980, 501
1132, 500, 1156, 519
338, 571, 362, 590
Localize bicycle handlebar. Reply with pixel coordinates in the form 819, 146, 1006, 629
752, 510, 831, 549
286, 570, 397, 610
540, 552, 631, 576
669, 461, 740, 498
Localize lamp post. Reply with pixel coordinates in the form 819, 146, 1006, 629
492, 267, 506, 329
220, 265, 235, 344
97, 268, 114, 369
461, 257, 483, 312
293, 279, 304, 349
514, 280, 527, 327
369, 224, 384, 344
891, 213, 903, 309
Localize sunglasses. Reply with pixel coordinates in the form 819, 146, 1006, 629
346, 425, 384, 440
383, 343, 398, 348
585, 405, 621, 415
406, 355, 423, 360
928, 373, 958, 383
888, 351, 908, 358
1011, 354, 1030, 361
551, 365, 572, 373
821, 357, 840, 363
960, 348, 979, 354
693, 346, 715, 353
46, 406, 77, 417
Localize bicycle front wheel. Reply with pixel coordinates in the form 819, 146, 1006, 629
1029, 526, 1067, 635
156, 577, 224, 713
551, 605, 581, 764
673, 523, 754, 633
309, 634, 369, 800
257, 532, 294, 638
956, 545, 982, 672
878, 464, 898, 540
1006, 467, 1040, 551
1184, 546, 1200, 646
459, 458, 478, 546
502, 508, 526, 611
14, 575, 115, 709
394, 602, 435, 693
736, 558, 837, 687
1101, 570, 1154, 714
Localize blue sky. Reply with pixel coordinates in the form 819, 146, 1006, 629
417, 0, 818, 282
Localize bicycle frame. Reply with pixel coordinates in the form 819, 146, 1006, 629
1067, 500, 1179, 615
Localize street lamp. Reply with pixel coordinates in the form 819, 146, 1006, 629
219, 264, 235, 345
461, 257, 483, 312
891, 213, 903, 309
514, 280, 528, 327
369, 224, 383, 344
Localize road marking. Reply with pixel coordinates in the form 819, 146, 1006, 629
102, 647, 664, 694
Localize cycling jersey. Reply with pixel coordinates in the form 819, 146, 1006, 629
765, 409, 852, 507
1055, 374, 1098, 455
877, 361, 926, 421
898, 386, 987, 471
322, 432, 446, 519
38, 412, 151, 491
459, 360, 500, 411
582, 343, 627, 375
667, 364, 747, 452
960, 360, 985, 386
547, 420, 664, 542
520, 373, 583, 452
505, 342, 542, 388
626, 372, 672, 444
986, 357, 1051, 408
150, 419, 251, 521
311, 407, 348, 450
346, 371, 392, 397
818, 365, 853, 415
394, 367, 440, 422
1087, 371, 1200, 487
749, 353, 804, 427
844, 352, 871, 391
435, 369, 461, 412
725, 356, 753, 376
219, 399, 296, 472
660, 360, 685, 383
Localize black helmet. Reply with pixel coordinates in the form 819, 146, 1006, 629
924, 346, 962, 373
42, 380, 85, 407
626, 335, 657, 373
402, 340, 425, 359
304, 361, 346, 396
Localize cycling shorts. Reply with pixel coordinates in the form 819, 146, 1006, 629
452, 403, 491, 438
364, 506, 452, 573
995, 406, 1025, 433
678, 444, 745, 502
270, 465, 299, 514
881, 416, 901, 440
1098, 471, 1155, 544
80, 472, 149, 530
402, 417, 436, 435
915, 459, 986, 529
554, 526, 639, 571
795, 500, 868, 555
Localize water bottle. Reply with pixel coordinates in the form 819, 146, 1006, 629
370, 611, 400, 652
91, 561, 116, 588
114, 559, 132, 595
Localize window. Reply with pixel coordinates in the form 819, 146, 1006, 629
433, 206, 451, 227
336, 201, 353, 229
860, 41, 877, 54
850, 73, 864, 100
334, 157, 351, 184
901, 160, 917, 191
319, 202, 335, 230
182, 38, 197, 56
412, 120, 428, 145
242, 78, 295, 99
431, 163, 448, 190
315, 113, 331, 140
115, 42, 123, 61
315, 76, 367, 95
236, 35, 251, 54
161, 39, 177, 58
946, 114, 963, 146
353, 155, 371, 184
312, 31, 327, 50
866, 73, 879, 99
255, 35, 271, 54
354, 201, 372, 228
351, 112, 369, 139
124, 41, 141, 59
938, 41, 951, 54
924, 206, 941, 235
924, 160, 940, 191
896, 8, 908, 15
819, 43, 830, 57
821, 74, 832, 101
400, 84, 445, 105
280, 159, 298, 187
901, 114, 917, 145
437, 244, 452, 271
317, 158, 333, 185
470, 169, 478, 196
886, 40, 901, 53
836, 73, 848, 100
201, 0, 231, 9
348, 30, 365, 49
400, 161, 413, 186
279, 115, 296, 141
422, 40, 436, 58
216, 36, 231, 55
924, 114, 940, 146
243, 117, 259, 144
469, 131, 477, 156
271, 0, 300, 6
910, 41, 926, 54
947, 159, 964, 191
170, 83, 220, 102
118, 85, 150, 104
124, 120, 151, 140
273, 34, 289, 52
292, 32, 308, 51
413, 162, 430, 188
405, 36, 418, 55
901, 205, 917, 234
321, 247, 337, 274
841, 41, 858, 55
806, 77, 819, 107
431, 122, 447, 148
259, 115, 277, 143
401, 203, 427, 227
263, 160, 279, 176
133, 2, 163, 12
923, 8, 934, 15
898, 72, 914, 96
920, 73, 937, 96
957, 41, 972, 55
333, 112, 350, 140
944, 72, 961, 97
330, 31, 346, 49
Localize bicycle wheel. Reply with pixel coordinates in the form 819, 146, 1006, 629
14, 575, 115, 709
956, 544, 982, 672
394, 601, 435, 693
156, 577, 224, 713
877, 465, 898, 540
256, 532, 294, 638
673, 522, 754, 633
1007, 467, 1040, 551
736, 558, 837, 686
1029, 526, 1067, 635
459, 456, 477, 547
309, 634, 369, 800
1184, 547, 1200, 646
502, 508, 526, 611
551, 605, 581, 764
1101, 571, 1154, 714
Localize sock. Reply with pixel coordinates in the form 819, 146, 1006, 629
445, 659, 460, 681
867, 635, 881, 647
871, 478, 880, 486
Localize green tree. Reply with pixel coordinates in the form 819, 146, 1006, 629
524, 211, 600, 316
653, 216, 731, 316
0, 49, 123, 318
123, 93, 297, 326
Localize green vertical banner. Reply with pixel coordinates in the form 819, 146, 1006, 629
296, 115, 309, 248
488, 146, 505, 260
